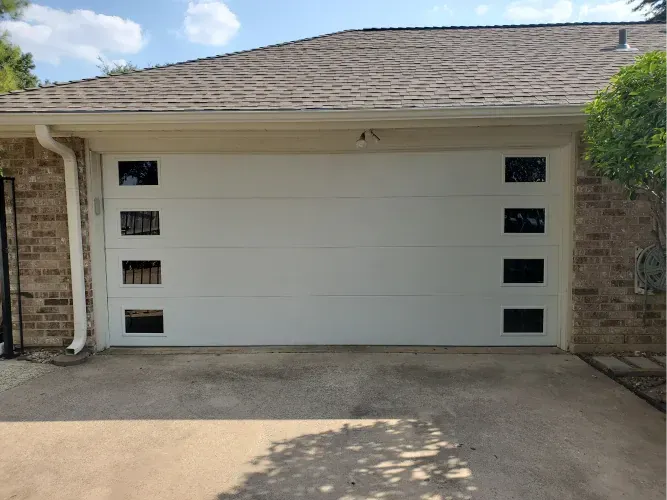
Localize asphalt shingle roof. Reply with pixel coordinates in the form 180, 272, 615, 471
0, 22, 664, 113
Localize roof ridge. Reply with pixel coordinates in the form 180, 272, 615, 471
360, 21, 664, 31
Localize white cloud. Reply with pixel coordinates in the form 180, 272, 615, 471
431, 4, 454, 14
109, 59, 128, 68
578, 1, 644, 21
505, 0, 643, 23
505, 0, 573, 22
0, 4, 146, 65
183, 1, 240, 46
475, 4, 489, 15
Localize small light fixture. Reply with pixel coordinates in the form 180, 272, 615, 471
356, 131, 367, 149
355, 129, 380, 149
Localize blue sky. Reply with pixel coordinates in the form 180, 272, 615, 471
0, 0, 646, 83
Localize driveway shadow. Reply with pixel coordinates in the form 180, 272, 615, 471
217, 419, 475, 500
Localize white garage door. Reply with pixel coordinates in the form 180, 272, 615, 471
102, 151, 564, 346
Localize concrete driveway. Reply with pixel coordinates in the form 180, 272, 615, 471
0, 353, 664, 500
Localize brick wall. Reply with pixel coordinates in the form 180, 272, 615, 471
1, 135, 664, 352
572, 136, 666, 352
0, 137, 93, 349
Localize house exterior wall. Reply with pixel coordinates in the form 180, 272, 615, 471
0, 137, 93, 348
0, 131, 663, 352
571, 135, 666, 352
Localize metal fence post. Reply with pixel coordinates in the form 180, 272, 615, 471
0, 177, 13, 358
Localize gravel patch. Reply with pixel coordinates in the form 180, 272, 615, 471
21, 349, 60, 364
618, 376, 666, 409
0, 359, 58, 393
621, 376, 665, 395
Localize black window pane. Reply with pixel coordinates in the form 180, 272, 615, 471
504, 208, 545, 234
125, 310, 164, 334
118, 160, 158, 186
503, 259, 545, 284
122, 261, 162, 285
503, 308, 544, 333
121, 211, 160, 236
505, 157, 546, 182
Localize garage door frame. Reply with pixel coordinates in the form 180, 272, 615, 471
85, 128, 576, 351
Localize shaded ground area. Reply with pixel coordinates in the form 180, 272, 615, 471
0, 353, 664, 500
217, 419, 474, 500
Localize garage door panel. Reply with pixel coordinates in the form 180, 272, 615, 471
104, 195, 561, 249
106, 246, 560, 298
103, 150, 564, 347
103, 152, 563, 200
108, 295, 558, 346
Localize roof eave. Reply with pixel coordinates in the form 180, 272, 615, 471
0, 104, 585, 129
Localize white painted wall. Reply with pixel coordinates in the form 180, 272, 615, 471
102, 149, 566, 347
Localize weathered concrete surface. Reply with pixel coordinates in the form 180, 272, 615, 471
590, 355, 639, 376
623, 356, 665, 373
51, 350, 91, 367
591, 355, 666, 377
0, 359, 57, 393
0, 353, 664, 500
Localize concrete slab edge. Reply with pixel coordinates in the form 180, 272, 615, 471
622, 356, 666, 376
653, 356, 667, 365
614, 377, 666, 413
619, 369, 666, 377
580, 355, 666, 413
51, 350, 91, 367
103, 346, 565, 355
587, 356, 665, 377
570, 344, 666, 354
588, 357, 636, 377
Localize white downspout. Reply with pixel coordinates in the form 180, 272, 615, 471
35, 125, 87, 355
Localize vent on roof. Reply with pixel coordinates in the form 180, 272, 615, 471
613, 28, 638, 52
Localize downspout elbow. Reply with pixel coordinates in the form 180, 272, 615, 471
34, 125, 87, 355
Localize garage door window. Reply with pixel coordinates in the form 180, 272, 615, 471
503, 258, 545, 285
118, 160, 159, 186
504, 208, 545, 234
121, 210, 160, 236
504, 156, 547, 183
502, 308, 545, 334
122, 260, 162, 285
124, 309, 164, 334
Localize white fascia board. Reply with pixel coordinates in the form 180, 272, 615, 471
0, 105, 584, 128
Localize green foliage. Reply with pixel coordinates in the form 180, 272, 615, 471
0, 0, 28, 19
584, 50, 667, 246
584, 51, 666, 198
96, 58, 174, 76
632, 0, 666, 21
97, 57, 138, 76
0, 35, 38, 92
0, 0, 38, 92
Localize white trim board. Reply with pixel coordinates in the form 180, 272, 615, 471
86, 126, 580, 154
87, 149, 111, 351
0, 105, 585, 128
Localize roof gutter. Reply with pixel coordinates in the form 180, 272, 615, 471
0, 105, 584, 127
34, 125, 87, 355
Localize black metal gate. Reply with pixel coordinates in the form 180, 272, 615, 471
0, 177, 24, 359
